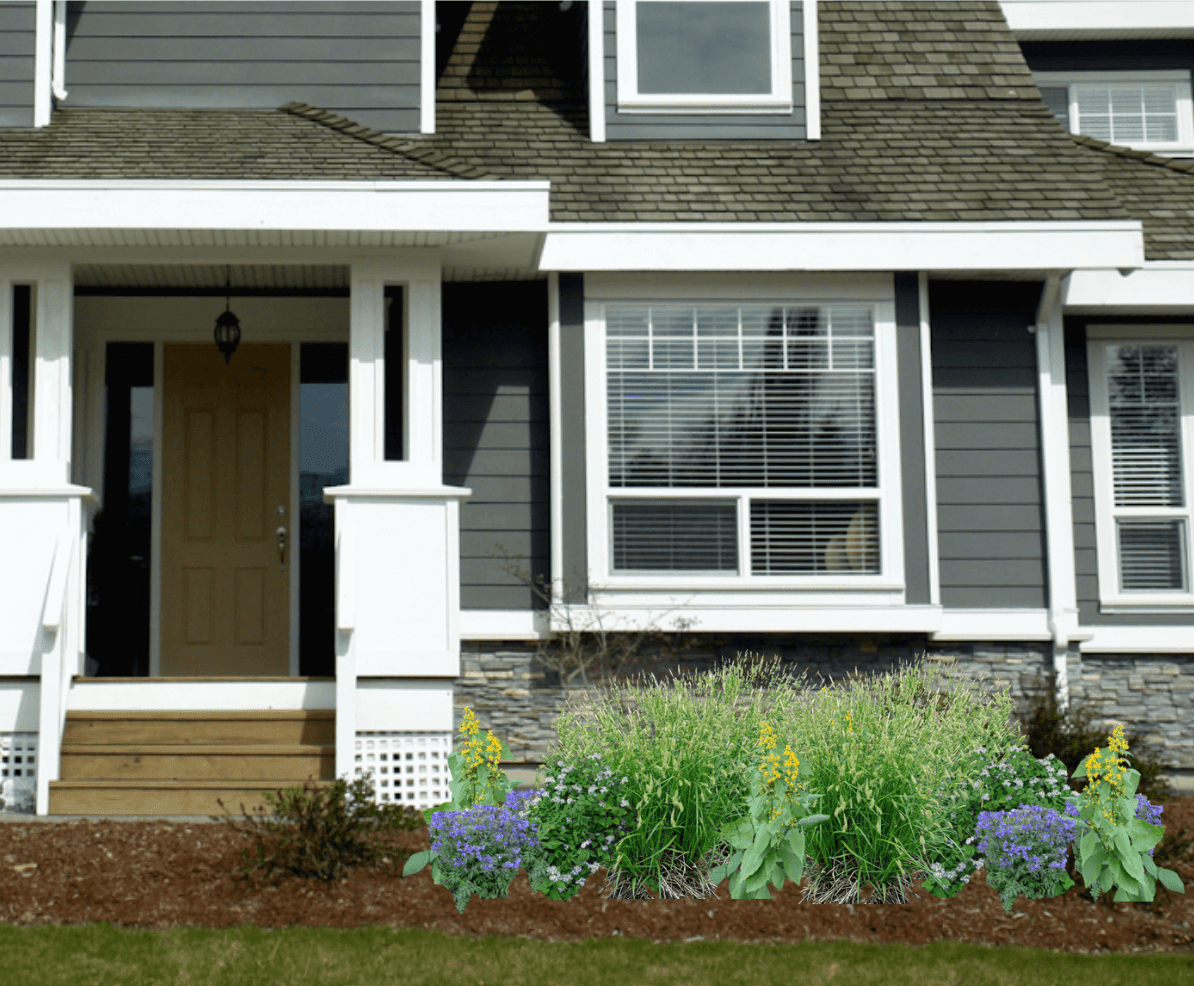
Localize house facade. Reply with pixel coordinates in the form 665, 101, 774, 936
0, 0, 1191, 816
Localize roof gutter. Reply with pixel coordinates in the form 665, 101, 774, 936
537, 221, 1144, 272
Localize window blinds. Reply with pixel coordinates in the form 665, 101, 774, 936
606, 305, 880, 576
1076, 84, 1179, 145
1107, 345, 1188, 592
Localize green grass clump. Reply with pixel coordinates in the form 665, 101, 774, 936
211, 774, 424, 882
1, 923, 1191, 986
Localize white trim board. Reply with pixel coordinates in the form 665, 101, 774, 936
803, 0, 820, 141
65, 678, 336, 711
539, 222, 1144, 272
459, 610, 551, 641
0, 181, 551, 235
419, 0, 435, 135
587, 0, 605, 142
1065, 266, 1194, 312
1080, 626, 1194, 653
1000, 2, 1194, 39
929, 609, 1053, 642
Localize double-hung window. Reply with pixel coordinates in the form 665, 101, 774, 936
1035, 71, 1194, 157
592, 298, 900, 587
1089, 331, 1194, 610
615, 0, 793, 112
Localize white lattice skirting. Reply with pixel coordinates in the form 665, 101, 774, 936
354, 732, 454, 811
0, 733, 37, 814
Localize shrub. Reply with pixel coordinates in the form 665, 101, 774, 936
212, 773, 424, 883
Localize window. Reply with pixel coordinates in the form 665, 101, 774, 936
1035, 71, 1194, 157
597, 301, 898, 584
1089, 334, 1194, 609
615, 0, 793, 112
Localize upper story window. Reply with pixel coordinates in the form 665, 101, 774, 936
1036, 71, 1194, 157
1089, 331, 1194, 611
588, 297, 902, 589
615, 0, 793, 112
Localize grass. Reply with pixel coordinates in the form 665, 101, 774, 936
2, 923, 1192, 986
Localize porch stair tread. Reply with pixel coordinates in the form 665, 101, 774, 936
51, 779, 336, 789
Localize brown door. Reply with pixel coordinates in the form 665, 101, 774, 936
160, 343, 291, 676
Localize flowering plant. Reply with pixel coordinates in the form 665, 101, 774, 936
518, 751, 638, 901
1067, 725, 1184, 903
404, 708, 517, 881
976, 802, 1081, 913
920, 745, 1071, 899
418, 790, 541, 913
707, 721, 828, 899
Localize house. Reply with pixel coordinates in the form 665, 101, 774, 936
0, 0, 1191, 817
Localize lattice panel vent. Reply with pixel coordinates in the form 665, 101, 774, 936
0, 734, 37, 814
354, 732, 454, 811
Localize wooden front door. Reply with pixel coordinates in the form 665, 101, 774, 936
160, 344, 291, 676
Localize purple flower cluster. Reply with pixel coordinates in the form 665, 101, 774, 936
428, 789, 543, 874
976, 801, 1082, 875
1136, 794, 1164, 857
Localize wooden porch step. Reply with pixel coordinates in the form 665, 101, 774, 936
48, 779, 336, 817
63, 710, 334, 747
59, 744, 335, 782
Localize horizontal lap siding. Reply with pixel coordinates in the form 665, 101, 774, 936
442, 282, 550, 612
603, 0, 806, 140
1066, 317, 1194, 626
63, 1, 420, 132
0, 2, 35, 128
930, 281, 1047, 609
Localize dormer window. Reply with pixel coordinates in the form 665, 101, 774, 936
615, 0, 793, 112
1035, 71, 1194, 158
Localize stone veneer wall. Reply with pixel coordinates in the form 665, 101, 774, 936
454, 637, 1194, 794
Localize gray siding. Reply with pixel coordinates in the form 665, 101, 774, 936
603, 1, 806, 140
63, 1, 421, 133
1066, 317, 1194, 626
930, 281, 1048, 609
558, 274, 588, 604
0, 1, 35, 128
894, 272, 930, 605
442, 282, 550, 611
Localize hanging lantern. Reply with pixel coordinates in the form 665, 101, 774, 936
213, 266, 241, 364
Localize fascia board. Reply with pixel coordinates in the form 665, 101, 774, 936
1000, 1, 1194, 38
0, 180, 551, 233
1065, 264, 1194, 310
538, 222, 1144, 272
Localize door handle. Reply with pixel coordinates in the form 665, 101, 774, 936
276, 525, 288, 571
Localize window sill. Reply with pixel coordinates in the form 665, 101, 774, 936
616, 101, 794, 115
594, 577, 904, 592
1099, 600, 1194, 615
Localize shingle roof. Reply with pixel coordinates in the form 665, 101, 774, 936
0, 106, 459, 180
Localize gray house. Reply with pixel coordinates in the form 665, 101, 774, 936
0, 0, 1190, 816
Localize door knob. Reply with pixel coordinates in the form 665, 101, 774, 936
276, 525, 288, 571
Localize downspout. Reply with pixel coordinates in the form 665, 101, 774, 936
52, 1, 68, 103
1032, 271, 1090, 713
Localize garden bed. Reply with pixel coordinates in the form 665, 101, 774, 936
2, 806, 1193, 955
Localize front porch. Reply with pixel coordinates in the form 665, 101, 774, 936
0, 241, 546, 814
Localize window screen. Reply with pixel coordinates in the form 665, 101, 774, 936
1075, 84, 1180, 145
606, 304, 880, 577
635, 1, 772, 96
1105, 344, 1189, 592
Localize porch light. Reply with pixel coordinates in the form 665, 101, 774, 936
213, 266, 241, 364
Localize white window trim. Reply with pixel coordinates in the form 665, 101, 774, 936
615, 0, 793, 113
583, 281, 904, 598
1088, 325, 1194, 613
1034, 70, 1194, 157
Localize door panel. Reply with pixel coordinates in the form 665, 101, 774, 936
161, 344, 290, 676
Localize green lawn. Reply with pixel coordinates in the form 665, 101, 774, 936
2, 923, 1191, 986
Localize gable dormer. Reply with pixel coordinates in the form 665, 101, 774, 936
593, 0, 817, 141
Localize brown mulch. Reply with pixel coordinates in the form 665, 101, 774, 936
3, 800, 1194, 956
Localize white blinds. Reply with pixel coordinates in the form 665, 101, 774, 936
607, 305, 877, 489
1076, 84, 1179, 145
1106, 344, 1188, 593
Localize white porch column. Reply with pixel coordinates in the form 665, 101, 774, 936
0, 262, 92, 814
329, 253, 470, 786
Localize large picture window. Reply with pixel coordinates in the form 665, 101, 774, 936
615, 0, 793, 112
602, 303, 885, 579
1089, 335, 1194, 608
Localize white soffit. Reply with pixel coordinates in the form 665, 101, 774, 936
1000, 1, 1194, 39
538, 222, 1145, 272
0, 180, 551, 246
1065, 264, 1194, 313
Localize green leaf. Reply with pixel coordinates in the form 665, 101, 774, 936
1119, 843, 1145, 886
799, 813, 830, 828
403, 850, 432, 877
1079, 830, 1102, 862
1073, 755, 1090, 780
1080, 852, 1105, 891
1108, 856, 1139, 897
1157, 866, 1186, 894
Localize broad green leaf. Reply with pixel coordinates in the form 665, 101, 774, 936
1157, 866, 1186, 894
1119, 843, 1145, 885
1079, 830, 1102, 861
800, 813, 830, 828
1080, 853, 1104, 890
741, 826, 771, 877
403, 850, 433, 877
1108, 857, 1139, 897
